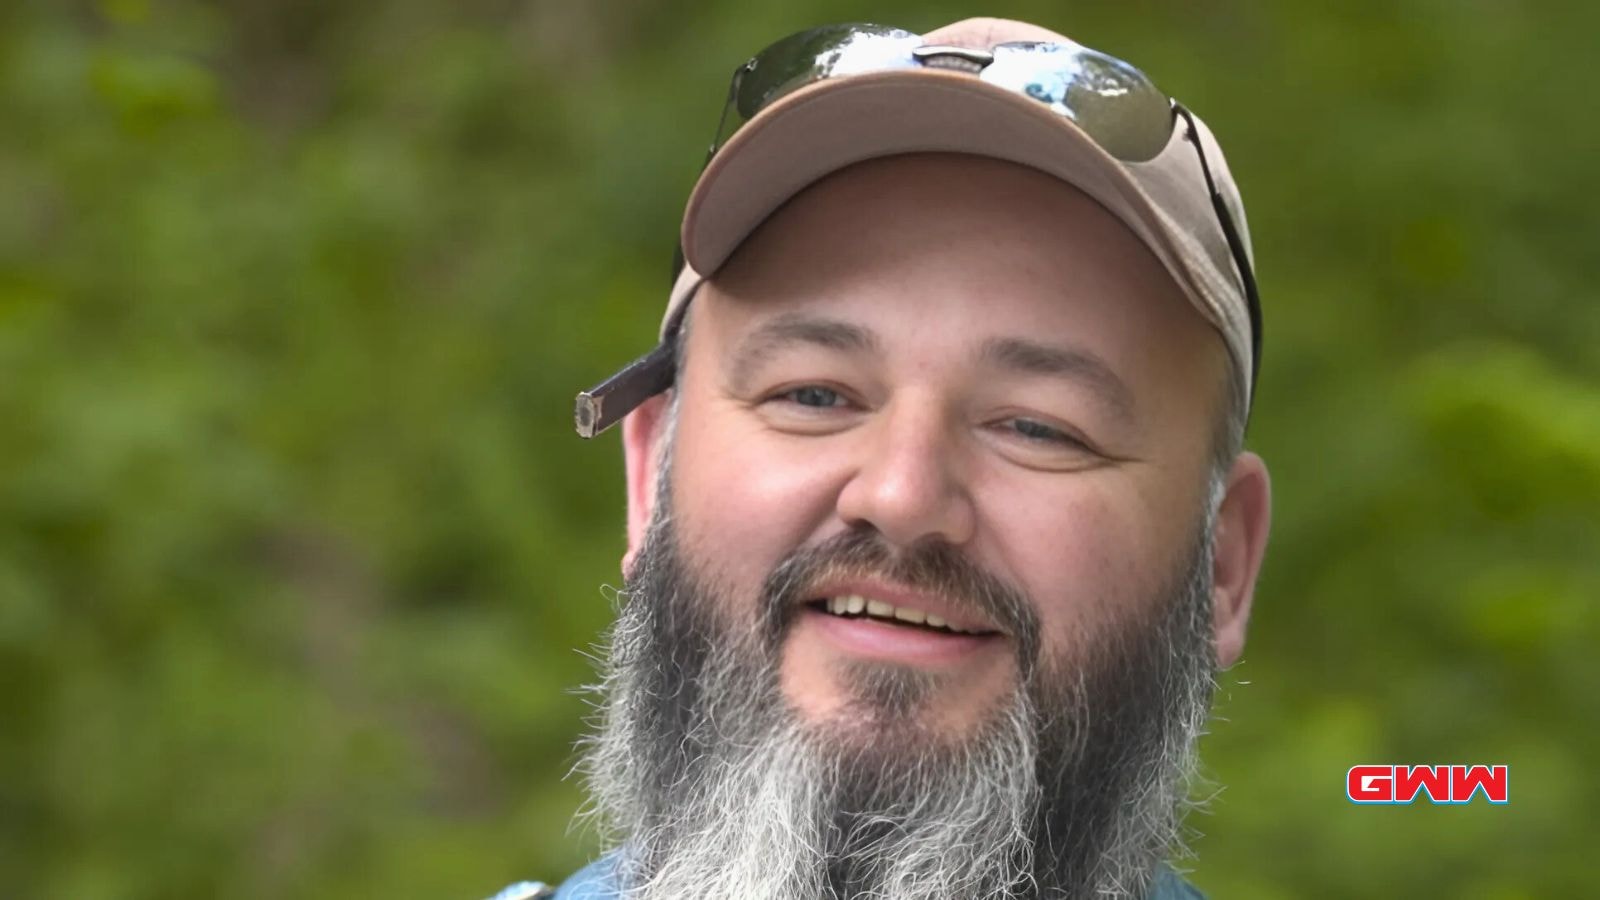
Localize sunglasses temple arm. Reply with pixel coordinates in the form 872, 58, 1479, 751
1174, 103, 1263, 402
1207, 189, 1262, 396
704, 60, 751, 165
673, 61, 754, 286
573, 339, 678, 438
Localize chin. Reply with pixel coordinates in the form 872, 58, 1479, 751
781, 655, 1022, 749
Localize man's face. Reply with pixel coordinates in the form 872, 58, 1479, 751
596, 153, 1270, 898
648, 153, 1232, 738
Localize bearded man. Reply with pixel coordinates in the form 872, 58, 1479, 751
493, 15, 1272, 900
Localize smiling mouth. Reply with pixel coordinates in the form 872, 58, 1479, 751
807, 595, 1001, 637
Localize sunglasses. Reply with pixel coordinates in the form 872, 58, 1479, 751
574, 23, 1261, 438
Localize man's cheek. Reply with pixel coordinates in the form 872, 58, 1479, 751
1033, 574, 1154, 672
676, 519, 764, 609
1024, 521, 1175, 652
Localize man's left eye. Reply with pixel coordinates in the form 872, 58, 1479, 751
782, 386, 847, 408
1005, 417, 1090, 450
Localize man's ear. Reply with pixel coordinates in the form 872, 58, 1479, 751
1210, 451, 1271, 669
621, 392, 672, 579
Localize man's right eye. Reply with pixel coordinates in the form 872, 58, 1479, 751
778, 385, 847, 408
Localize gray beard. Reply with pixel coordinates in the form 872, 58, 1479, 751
577, 494, 1218, 900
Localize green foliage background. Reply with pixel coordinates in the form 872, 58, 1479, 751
2, 1, 1596, 897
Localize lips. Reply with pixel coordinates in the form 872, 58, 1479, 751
809, 594, 999, 636
795, 574, 1007, 646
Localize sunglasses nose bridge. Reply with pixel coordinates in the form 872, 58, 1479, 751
911, 44, 996, 72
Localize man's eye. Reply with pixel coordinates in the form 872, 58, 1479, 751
1008, 417, 1087, 448
781, 386, 847, 408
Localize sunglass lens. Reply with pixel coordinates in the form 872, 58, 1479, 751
987, 44, 1172, 162
733, 23, 918, 120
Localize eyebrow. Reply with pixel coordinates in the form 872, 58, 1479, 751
980, 337, 1136, 423
726, 313, 881, 390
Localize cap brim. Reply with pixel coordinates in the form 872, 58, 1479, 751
680, 68, 1224, 338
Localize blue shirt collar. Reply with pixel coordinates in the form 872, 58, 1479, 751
544, 852, 1207, 899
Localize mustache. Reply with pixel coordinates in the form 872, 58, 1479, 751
755, 527, 1043, 676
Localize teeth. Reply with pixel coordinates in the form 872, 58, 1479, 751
892, 607, 925, 625
820, 596, 975, 634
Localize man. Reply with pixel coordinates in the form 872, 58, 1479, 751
495, 15, 1271, 900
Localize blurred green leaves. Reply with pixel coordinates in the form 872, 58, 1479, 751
1, 1, 1596, 897
1409, 341, 1600, 514
88, 48, 219, 132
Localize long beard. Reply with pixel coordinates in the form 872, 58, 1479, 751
577, 498, 1218, 900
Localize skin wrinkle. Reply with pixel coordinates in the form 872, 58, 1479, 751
727, 313, 884, 396
978, 336, 1138, 429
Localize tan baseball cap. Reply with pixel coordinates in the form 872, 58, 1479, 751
666, 16, 1259, 412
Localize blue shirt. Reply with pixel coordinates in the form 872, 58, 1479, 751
494, 852, 1208, 899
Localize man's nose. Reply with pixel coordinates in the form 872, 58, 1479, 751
835, 398, 976, 549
